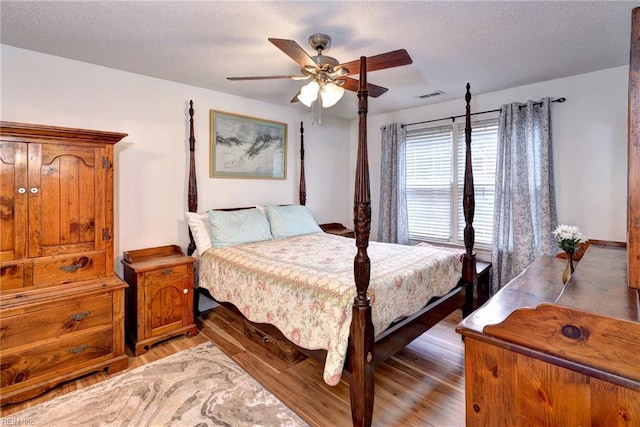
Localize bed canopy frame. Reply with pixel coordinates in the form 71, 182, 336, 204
186, 57, 478, 427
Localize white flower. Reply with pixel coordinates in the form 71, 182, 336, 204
553, 224, 584, 252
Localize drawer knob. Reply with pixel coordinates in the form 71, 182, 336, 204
68, 344, 88, 355
70, 310, 92, 321
161, 268, 174, 275
30, 187, 38, 194
17, 187, 26, 194
183, 288, 189, 294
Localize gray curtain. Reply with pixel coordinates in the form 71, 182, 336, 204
491, 98, 558, 293
378, 123, 409, 244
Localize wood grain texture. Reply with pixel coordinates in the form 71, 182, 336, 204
0, 121, 128, 406
459, 245, 640, 426
1, 308, 466, 425
629, 7, 640, 289
200, 306, 466, 427
122, 245, 197, 356
0, 142, 27, 262
464, 337, 640, 426
483, 303, 640, 384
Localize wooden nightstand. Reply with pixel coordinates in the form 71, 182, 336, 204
319, 222, 355, 238
476, 260, 492, 309
122, 245, 198, 356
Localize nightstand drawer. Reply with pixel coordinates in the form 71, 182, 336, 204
143, 264, 188, 286
1, 294, 112, 349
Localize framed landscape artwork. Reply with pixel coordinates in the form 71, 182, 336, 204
209, 110, 287, 179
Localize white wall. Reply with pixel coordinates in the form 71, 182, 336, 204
1, 45, 352, 275
357, 66, 628, 244
2, 44, 627, 273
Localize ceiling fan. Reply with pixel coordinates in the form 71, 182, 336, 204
227, 33, 413, 107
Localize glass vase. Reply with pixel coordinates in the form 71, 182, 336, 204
562, 250, 575, 284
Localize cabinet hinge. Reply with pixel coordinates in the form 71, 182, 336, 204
102, 228, 111, 241
102, 157, 112, 169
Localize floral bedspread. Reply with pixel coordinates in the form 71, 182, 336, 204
197, 232, 462, 386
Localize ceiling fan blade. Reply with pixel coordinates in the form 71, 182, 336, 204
290, 89, 301, 103
227, 75, 304, 81
339, 49, 413, 76
340, 77, 389, 98
268, 38, 318, 69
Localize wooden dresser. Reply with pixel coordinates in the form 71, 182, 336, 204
0, 122, 128, 405
456, 245, 640, 426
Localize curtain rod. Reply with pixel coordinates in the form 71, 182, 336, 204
401, 97, 566, 128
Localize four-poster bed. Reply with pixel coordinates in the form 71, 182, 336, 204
185, 58, 480, 427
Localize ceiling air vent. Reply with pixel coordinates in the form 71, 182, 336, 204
417, 90, 445, 99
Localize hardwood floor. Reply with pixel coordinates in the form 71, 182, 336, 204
1, 308, 466, 426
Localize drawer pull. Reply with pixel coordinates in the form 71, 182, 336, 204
161, 268, 174, 275
183, 288, 189, 294
70, 310, 92, 321
60, 257, 89, 273
253, 328, 270, 344
68, 344, 88, 355
61, 264, 82, 272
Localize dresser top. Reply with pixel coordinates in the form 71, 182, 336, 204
458, 245, 639, 335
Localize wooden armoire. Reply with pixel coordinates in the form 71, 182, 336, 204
0, 121, 128, 405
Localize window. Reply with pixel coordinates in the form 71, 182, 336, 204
406, 119, 498, 248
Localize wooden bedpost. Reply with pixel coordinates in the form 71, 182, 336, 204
187, 100, 198, 256
462, 84, 478, 315
299, 121, 306, 206
350, 56, 375, 427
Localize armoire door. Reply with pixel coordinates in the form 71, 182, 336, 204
0, 141, 28, 262
27, 143, 109, 258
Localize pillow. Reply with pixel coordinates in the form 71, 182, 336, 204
255, 204, 267, 217
185, 211, 213, 255
265, 204, 322, 238
208, 208, 273, 248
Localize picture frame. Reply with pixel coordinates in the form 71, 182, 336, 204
209, 110, 287, 179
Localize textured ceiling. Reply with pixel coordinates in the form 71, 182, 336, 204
0, 1, 635, 119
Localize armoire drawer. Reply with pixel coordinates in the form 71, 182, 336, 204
143, 264, 188, 286
0, 263, 29, 291
32, 252, 106, 286
0, 327, 114, 389
0, 294, 113, 349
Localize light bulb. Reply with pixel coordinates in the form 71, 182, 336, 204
297, 81, 319, 107
320, 82, 344, 108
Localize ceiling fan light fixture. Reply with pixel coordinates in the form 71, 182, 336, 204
320, 82, 344, 108
297, 80, 320, 107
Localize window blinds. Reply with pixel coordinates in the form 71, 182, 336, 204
456, 120, 498, 246
406, 126, 453, 240
406, 119, 498, 247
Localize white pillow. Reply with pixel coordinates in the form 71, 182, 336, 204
265, 204, 322, 238
208, 208, 273, 248
185, 211, 212, 255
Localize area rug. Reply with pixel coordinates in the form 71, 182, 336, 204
5, 342, 308, 427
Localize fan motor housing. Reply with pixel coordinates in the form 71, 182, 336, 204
308, 33, 331, 52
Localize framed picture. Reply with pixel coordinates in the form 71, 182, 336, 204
209, 110, 287, 179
